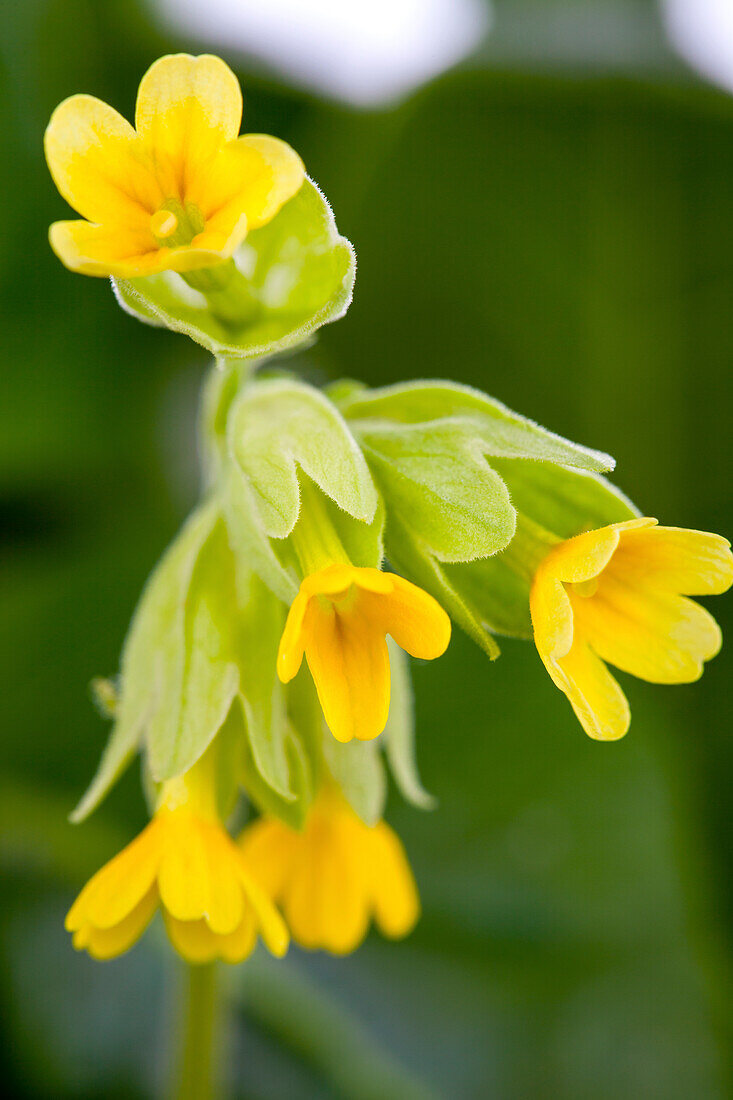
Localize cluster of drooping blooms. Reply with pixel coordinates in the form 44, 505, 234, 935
47, 54, 732, 964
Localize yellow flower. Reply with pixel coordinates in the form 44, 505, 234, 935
277, 564, 451, 742
239, 788, 420, 954
66, 770, 289, 963
45, 54, 304, 278
530, 518, 733, 740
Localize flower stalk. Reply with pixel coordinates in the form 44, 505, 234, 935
173, 962, 221, 1100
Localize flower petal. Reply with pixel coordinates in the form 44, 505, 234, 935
135, 54, 242, 199
236, 862, 290, 958
359, 574, 451, 660
164, 915, 220, 964
65, 820, 162, 931
239, 817, 298, 898
196, 823, 245, 935
278, 588, 311, 683
157, 813, 211, 923
191, 134, 304, 229
303, 598, 391, 742
545, 640, 631, 741
73, 887, 158, 960
574, 574, 722, 684
614, 526, 733, 596
530, 571, 574, 660
49, 219, 157, 278
283, 819, 368, 954
367, 823, 420, 939
45, 94, 160, 224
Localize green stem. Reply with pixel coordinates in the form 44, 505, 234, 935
173, 962, 221, 1100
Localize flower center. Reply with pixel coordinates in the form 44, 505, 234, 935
150, 200, 206, 249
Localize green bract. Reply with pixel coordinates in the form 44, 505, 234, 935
72, 504, 303, 821
111, 179, 355, 362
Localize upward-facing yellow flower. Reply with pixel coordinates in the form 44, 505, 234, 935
66, 768, 289, 963
239, 787, 420, 955
277, 564, 451, 743
45, 53, 304, 278
530, 518, 733, 740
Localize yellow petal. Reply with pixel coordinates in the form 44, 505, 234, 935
303, 598, 391, 742
545, 641, 631, 741
165, 915, 218, 964
195, 823, 246, 935
236, 862, 290, 958
49, 219, 157, 278
215, 914, 258, 964
239, 818, 298, 899
614, 526, 733, 596
277, 588, 311, 683
530, 571, 574, 660
368, 823, 420, 939
359, 574, 451, 660
541, 525, 624, 585
45, 94, 160, 225
66, 820, 162, 931
135, 54, 242, 199
73, 886, 158, 960
190, 134, 304, 228
157, 813, 211, 924
189, 209, 248, 259
283, 819, 368, 954
164, 912, 258, 965
574, 574, 722, 684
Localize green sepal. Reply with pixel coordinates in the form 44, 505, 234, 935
443, 464, 638, 641
227, 376, 378, 539
319, 489, 385, 569
384, 641, 435, 810
70, 501, 219, 822
339, 380, 615, 565
322, 736, 387, 827
111, 179, 355, 362
232, 696, 315, 831
222, 467, 299, 604
384, 512, 502, 659
493, 459, 638, 539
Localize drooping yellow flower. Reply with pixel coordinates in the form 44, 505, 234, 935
277, 564, 451, 742
66, 768, 289, 963
45, 53, 304, 278
239, 788, 420, 955
530, 518, 733, 741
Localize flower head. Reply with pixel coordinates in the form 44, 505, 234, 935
530, 518, 733, 740
239, 787, 420, 954
45, 53, 304, 278
277, 564, 451, 742
66, 770, 289, 963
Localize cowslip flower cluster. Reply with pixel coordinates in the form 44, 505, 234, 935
46, 53, 732, 980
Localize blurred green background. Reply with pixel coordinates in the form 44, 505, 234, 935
2, 1, 733, 1096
